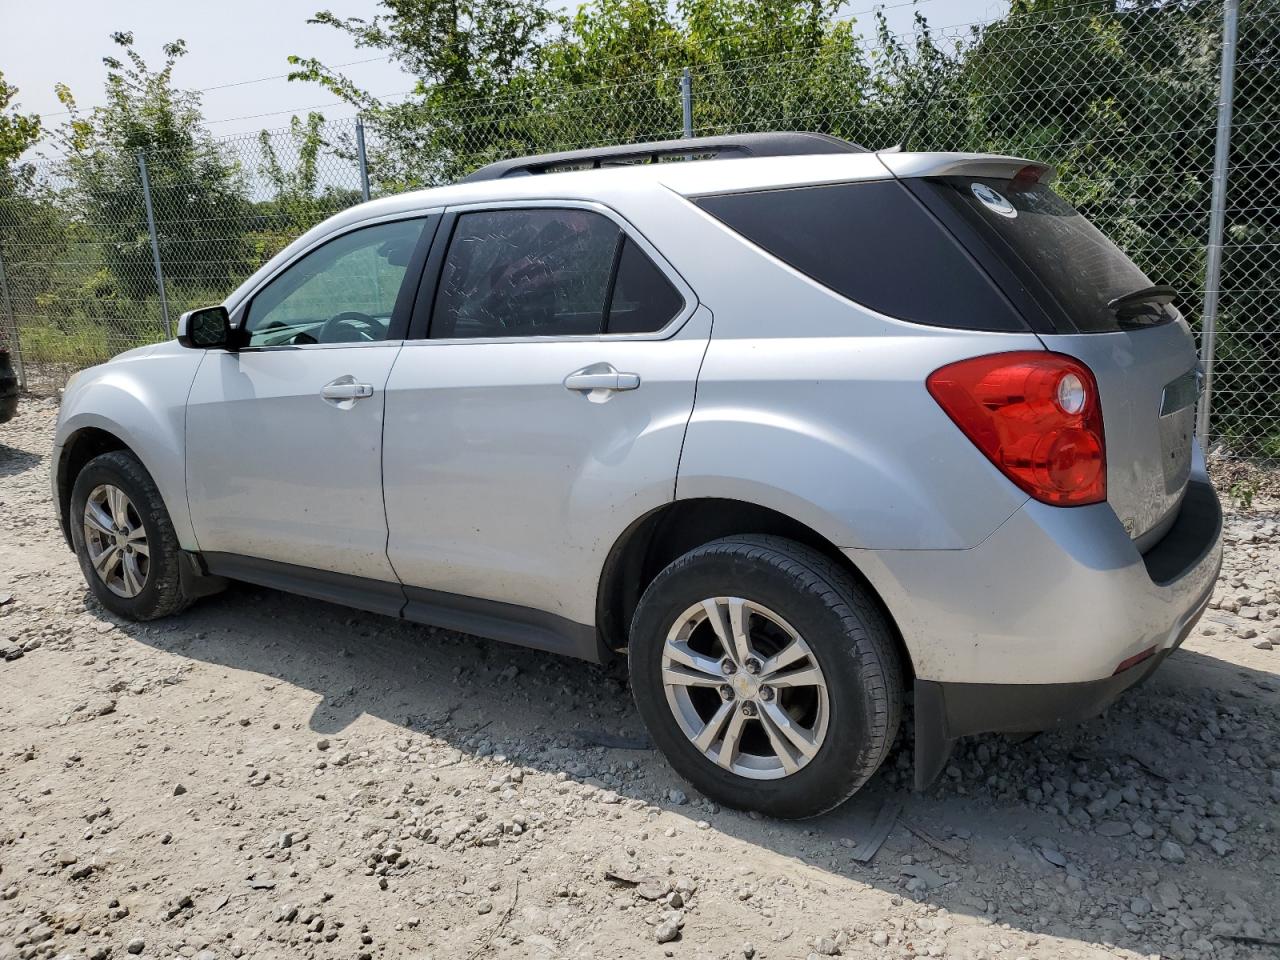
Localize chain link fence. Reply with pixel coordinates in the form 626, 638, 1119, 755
0, 1, 1275, 457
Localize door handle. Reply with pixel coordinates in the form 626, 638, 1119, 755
321, 378, 374, 402
563, 366, 641, 393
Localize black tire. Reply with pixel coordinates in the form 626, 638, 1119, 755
69, 450, 190, 621
629, 535, 902, 819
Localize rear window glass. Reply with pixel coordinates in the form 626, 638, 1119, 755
929, 177, 1165, 333
607, 238, 685, 334
694, 180, 1024, 332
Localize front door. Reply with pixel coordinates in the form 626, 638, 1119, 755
186, 216, 434, 589
382, 204, 707, 629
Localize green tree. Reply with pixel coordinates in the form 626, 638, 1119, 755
288, 0, 558, 187
54, 32, 251, 318
288, 0, 873, 186
0, 71, 41, 179
536, 0, 869, 146
0, 72, 59, 356
250, 112, 362, 260
1202, 0, 1280, 454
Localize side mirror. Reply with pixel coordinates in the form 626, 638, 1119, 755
177, 306, 233, 350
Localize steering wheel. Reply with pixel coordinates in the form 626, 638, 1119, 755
318, 311, 381, 343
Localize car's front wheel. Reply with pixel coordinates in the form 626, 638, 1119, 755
629, 535, 902, 819
70, 450, 191, 621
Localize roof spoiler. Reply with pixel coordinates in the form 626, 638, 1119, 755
460, 132, 869, 183
877, 152, 1056, 184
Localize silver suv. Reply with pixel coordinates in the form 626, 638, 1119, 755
52, 133, 1223, 818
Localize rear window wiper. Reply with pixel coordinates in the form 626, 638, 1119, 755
1108, 284, 1177, 326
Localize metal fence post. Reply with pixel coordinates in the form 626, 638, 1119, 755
355, 117, 372, 202
680, 68, 694, 138
0, 244, 25, 390
136, 149, 171, 340
1197, 0, 1240, 444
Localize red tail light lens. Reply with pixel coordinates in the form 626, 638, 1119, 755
926, 351, 1106, 506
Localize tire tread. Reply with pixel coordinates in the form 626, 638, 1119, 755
72, 450, 190, 621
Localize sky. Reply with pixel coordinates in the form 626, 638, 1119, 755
1, 0, 1007, 145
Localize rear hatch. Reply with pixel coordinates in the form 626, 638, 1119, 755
908, 170, 1200, 545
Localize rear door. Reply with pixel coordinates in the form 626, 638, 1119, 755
917, 175, 1200, 544
381, 202, 707, 632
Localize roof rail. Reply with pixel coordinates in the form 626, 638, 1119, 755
459, 132, 868, 183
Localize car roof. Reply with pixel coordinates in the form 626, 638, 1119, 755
458, 132, 870, 182
335, 150, 1047, 224
223, 149, 1045, 312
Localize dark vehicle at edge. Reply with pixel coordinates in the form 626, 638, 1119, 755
0, 347, 18, 424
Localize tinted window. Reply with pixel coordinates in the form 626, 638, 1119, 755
695, 181, 1023, 331
606, 239, 685, 334
245, 218, 426, 346
929, 177, 1163, 333
432, 209, 621, 339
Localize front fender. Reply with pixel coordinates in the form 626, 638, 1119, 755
55, 345, 204, 550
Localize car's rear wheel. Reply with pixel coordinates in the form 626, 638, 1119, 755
629, 535, 902, 819
70, 450, 191, 621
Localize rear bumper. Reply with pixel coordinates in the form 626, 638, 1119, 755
910, 595, 1205, 788
847, 477, 1222, 686
917, 615, 1200, 740
846, 473, 1222, 789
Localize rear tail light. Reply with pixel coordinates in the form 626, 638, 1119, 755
926, 351, 1106, 506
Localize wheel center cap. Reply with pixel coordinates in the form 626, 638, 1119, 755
732, 674, 758, 699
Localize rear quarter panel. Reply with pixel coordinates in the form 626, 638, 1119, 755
631, 188, 1041, 550
678, 329, 1042, 550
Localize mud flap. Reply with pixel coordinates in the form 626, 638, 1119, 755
912, 679, 955, 791
911, 654, 1183, 792
180, 551, 228, 600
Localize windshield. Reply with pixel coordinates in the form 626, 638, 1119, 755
930, 177, 1172, 333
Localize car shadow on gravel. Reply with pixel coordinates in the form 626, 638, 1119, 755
112, 579, 1280, 957
0, 440, 42, 479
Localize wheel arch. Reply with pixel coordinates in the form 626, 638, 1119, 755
55, 425, 132, 548
55, 407, 193, 553
595, 497, 913, 680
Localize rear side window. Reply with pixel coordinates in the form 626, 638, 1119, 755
694, 181, 1024, 332
431, 209, 685, 339
433, 208, 620, 338
927, 177, 1164, 333
607, 238, 685, 334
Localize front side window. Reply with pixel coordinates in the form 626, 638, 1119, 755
432, 208, 622, 339
244, 218, 427, 347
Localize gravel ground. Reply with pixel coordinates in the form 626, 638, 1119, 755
3, 397, 1280, 960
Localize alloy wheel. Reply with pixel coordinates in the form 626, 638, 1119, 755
661, 597, 829, 780
82, 484, 150, 598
